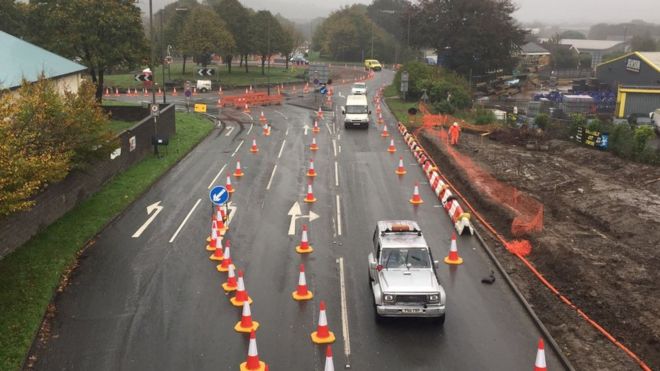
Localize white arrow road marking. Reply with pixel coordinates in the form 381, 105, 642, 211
338, 257, 351, 368
303, 124, 310, 136
287, 201, 320, 235
225, 125, 235, 137
226, 201, 238, 225
207, 164, 227, 189
212, 188, 226, 202
169, 198, 201, 243
132, 201, 164, 238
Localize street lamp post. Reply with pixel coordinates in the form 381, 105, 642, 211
149, 0, 159, 156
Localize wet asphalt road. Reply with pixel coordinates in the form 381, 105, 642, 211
32, 71, 564, 370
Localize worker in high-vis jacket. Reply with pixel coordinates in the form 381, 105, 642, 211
449, 122, 461, 145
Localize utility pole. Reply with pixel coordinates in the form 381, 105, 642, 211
149, 0, 159, 156
370, 22, 374, 59
161, 10, 166, 104
267, 19, 271, 95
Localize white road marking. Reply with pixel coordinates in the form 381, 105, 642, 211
338, 257, 351, 367
246, 123, 253, 135
338, 134, 341, 141
132, 201, 164, 238
207, 164, 227, 189
224, 125, 235, 137
277, 139, 286, 158
285, 127, 289, 136
336, 194, 342, 236
275, 110, 287, 120
325, 122, 332, 135
334, 161, 339, 187
266, 164, 278, 190
231, 140, 244, 157
169, 198, 201, 243
303, 124, 309, 136
332, 139, 338, 157
338, 145, 342, 153
241, 112, 253, 121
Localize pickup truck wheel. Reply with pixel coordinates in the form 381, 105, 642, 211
432, 314, 445, 325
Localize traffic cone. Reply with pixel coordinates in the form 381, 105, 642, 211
234, 160, 244, 177
218, 86, 223, 95
217, 243, 233, 272
230, 269, 253, 307
222, 263, 238, 292
209, 239, 224, 261
324, 345, 334, 371
263, 123, 271, 137
250, 138, 259, 153
317, 107, 324, 119
157, 87, 162, 96
243, 103, 251, 113
534, 339, 547, 371
239, 330, 267, 371
104, 88, 110, 96
312, 120, 320, 133
307, 159, 317, 177
114, 88, 120, 97
381, 124, 390, 137
172, 87, 178, 96
387, 139, 396, 153
409, 182, 424, 205
311, 300, 335, 344
249, 85, 253, 91
395, 157, 407, 175
444, 232, 463, 265
378, 112, 384, 125
310, 136, 319, 151
143, 88, 148, 96
304, 183, 316, 203
292, 264, 313, 300
206, 224, 219, 251
235, 301, 260, 333
376, 104, 382, 114
295, 224, 314, 254
193, 87, 198, 96
216, 206, 228, 234
226, 174, 235, 193
259, 111, 267, 123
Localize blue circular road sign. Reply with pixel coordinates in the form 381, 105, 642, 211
209, 185, 229, 206
320, 86, 328, 95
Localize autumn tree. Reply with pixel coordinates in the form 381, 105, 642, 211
156, 0, 199, 74
208, 0, 251, 73
178, 6, 235, 72
249, 10, 283, 75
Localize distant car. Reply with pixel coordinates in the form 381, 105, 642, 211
368, 220, 446, 322
364, 59, 382, 71
196, 80, 212, 93
351, 82, 367, 95
290, 55, 309, 65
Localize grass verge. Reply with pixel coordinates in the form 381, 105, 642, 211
383, 84, 421, 128
0, 113, 214, 371
108, 120, 135, 134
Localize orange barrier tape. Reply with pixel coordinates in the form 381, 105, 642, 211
396, 122, 652, 371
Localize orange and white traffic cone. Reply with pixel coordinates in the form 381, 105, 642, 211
395, 157, 407, 175
387, 139, 396, 153
104, 88, 110, 96
311, 300, 336, 344
234, 160, 244, 177
143, 88, 148, 97
226, 174, 235, 193
381, 124, 390, 137
259, 111, 267, 123
534, 339, 547, 371
235, 301, 260, 333
310, 137, 319, 151
217, 242, 233, 272
295, 224, 314, 254
222, 263, 238, 292
192, 87, 198, 96
263, 123, 270, 137
249, 85, 253, 91
230, 269, 253, 307
312, 120, 320, 133
317, 107, 324, 119
218, 86, 223, 95
206, 224, 219, 251
240, 330, 267, 371
444, 232, 463, 265
304, 183, 316, 203
292, 264, 313, 300
216, 207, 228, 235
243, 103, 251, 113
209, 237, 224, 261
307, 159, 317, 177
409, 182, 424, 205
250, 138, 259, 153
324, 345, 334, 371
377, 112, 384, 125
172, 87, 178, 96
376, 104, 382, 114
114, 88, 120, 96
157, 87, 162, 96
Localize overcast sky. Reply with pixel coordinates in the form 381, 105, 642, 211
146, 0, 660, 25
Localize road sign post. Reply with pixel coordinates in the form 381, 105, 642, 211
401, 71, 409, 100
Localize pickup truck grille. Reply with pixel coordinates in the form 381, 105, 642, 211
395, 295, 426, 304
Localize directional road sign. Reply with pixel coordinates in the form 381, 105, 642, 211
319, 85, 328, 95
197, 68, 215, 77
209, 185, 229, 206
134, 73, 153, 82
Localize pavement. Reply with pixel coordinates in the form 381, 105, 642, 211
32, 70, 565, 370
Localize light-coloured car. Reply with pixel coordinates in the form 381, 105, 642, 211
351, 82, 367, 95
368, 220, 446, 322
342, 94, 370, 129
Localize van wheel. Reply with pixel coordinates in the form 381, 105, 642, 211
432, 314, 445, 326
201, 88, 208, 93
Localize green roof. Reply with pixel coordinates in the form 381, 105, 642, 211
0, 31, 87, 90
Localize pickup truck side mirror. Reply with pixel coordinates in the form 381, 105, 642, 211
341, 106, 345, 115
369, 261, 377, 270
433, 260, 440, 269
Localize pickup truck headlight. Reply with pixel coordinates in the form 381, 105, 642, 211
428, 294, 440, 303
383, 294, 395, 304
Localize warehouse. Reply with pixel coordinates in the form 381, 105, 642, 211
596, 51, 660, 89
615, 85, 660, 119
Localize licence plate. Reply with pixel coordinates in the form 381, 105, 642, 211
402, 308, 423, 314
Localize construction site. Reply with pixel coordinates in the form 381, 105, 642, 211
407, 115, 659, 370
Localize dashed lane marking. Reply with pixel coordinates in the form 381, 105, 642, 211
231, 140, 244, 157
274, 110, 288, 120
338, 257, 351, 367
334, 161, 339, 187
266, 164, 278, 191
207, 164, 227, 189
169, 198, 201, 243
278, 139, 286, 159
333, 139, 338, 157
246, 123, 253, 135
336, 194, 342, 236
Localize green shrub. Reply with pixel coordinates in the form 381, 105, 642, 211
535, 113, 550, 130
474, 109, 496, 125
609, 123, 634, 159
433, 100, 455, 114
633, 125, 655, 158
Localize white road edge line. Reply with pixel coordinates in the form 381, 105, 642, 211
246, 123, 254, 135
338, 257, 351, 367
332, 139, 338, 157
278, 139, 287, 158
169, 198, 201, 243
336, 194, 342, 236
231, 140, 244, 157
266, 164, 278, 190
285, 127, 289, 136
275, 110, 287, 120
334, 161, 339, 187
207, 164, 227, 189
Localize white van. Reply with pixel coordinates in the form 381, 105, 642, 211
342, 94, 370, 129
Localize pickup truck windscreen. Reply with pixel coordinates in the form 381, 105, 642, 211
381, 248, 431, 269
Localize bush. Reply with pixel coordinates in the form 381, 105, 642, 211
474, 109, 496, 125
609, 123, 635, 159
433, 100, 455, 114
534, 113, 550, 130
633, 125, 656, 158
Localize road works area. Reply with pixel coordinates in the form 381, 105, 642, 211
417, 126, 659, 370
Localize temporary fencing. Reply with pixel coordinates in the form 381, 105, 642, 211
219, 91, 283, 108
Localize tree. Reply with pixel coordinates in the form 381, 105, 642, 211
156, 0, 199, 75
630, 34, 658, 51
178, 6, 235, 72
0, 0, 26, 37
22, 0, 149, 101
412, 0, 527, 77
248, 10, 283, 75
275, 15, 304, 70
208, 0, 251, 73
559, 30, 586, 39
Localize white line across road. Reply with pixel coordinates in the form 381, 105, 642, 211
231, 140, 244, 157
207, 164, 227, 189
337, 257, 351, 367
277, 139, 286, 159
169, 198, 201, 243
336, 194, 342, 236
266, 164, 278, 190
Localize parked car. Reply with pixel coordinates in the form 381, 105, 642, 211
351, 82, 367, 95
290, 55, 309, 65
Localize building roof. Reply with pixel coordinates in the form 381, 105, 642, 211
559, 39, 624, 52
596, 51, 660, 72
520, 42, 550, 55
0, 31, 86, 90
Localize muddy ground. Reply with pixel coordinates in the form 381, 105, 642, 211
419, 128, 659, 370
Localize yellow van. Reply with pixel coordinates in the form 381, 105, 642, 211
364, 59, 382, 71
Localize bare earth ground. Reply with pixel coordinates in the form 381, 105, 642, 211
419, 129, 660, 371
